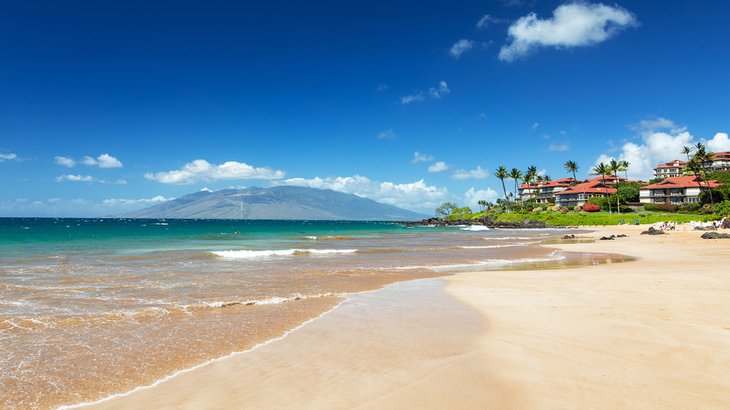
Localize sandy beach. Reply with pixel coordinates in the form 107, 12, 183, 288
84, 225, 730, 409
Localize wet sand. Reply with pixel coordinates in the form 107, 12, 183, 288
86, 225, 730, 409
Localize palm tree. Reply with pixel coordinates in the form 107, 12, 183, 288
510, 168, 522, 200
685, 159, 707, 204
619, 160, 630, 180
592, 162, 613, 214
524, 165, 538, 185
477, 199, 488, 211
609, 159, 621, 215
691, 144, 715, 205
564, 160, 579, 184
495, 166, 509, 201
681, 145, 694, 162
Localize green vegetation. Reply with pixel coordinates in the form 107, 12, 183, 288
470, 210, 714, 226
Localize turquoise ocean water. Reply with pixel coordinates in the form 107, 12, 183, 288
1, 218, 585, 409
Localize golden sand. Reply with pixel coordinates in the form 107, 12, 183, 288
87, 225, 730, 409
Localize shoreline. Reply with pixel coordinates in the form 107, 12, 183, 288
78, 225, 730, 408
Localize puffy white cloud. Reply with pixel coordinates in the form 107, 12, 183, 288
452, 166, 488, 180
56, 174, 95, 182
449, 39, 475, 58
547, 142, 570, 152
428, 161, 449, 173
400, 81, 450, 104
102, 195, 172, 206
0, 153, 18, 162
377, 129, 399, 140
464, 187, 500, 209
707, 132, 730, 152
499, 2, 637, 62
412, 151, 435, 164
54, 153, 123, 168
54, 156, 76, 167
144, 159, 286, 184
594, 120, 730, 180
274, 175, 451, 212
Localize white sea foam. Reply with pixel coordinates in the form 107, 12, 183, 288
430, 253, 566, 272
211, 248, 358, 259
460, 225, 490, 231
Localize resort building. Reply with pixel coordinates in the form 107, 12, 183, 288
518, 177, 576, 204
653, 159, 686, 179
554, 178, 618, 208
706, 151, 730, 172
639, 176, 720, 204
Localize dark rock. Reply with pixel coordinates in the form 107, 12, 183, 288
402, 215, 549, 229
616, 234, 628, 238
641, 227, 665, 235
599, 236, 615, 240
701, 232, 730, 239
722, 219, 730, 229
562, 234, 575, 239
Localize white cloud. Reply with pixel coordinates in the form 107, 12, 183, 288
429, 81, 450, 99
428, 161, 449, 173
377, 129, 399, 140
632, 117, 678, 132
56, 174, 95, 182
102, 195, 172, 206
452, 166, 488, 180
531, 122, 540, 130
707, 132, 730, 152
412, 151, 435, 164
547, 142, 570, 152
593, 120, 728, 180
464, 187, 500, 209
476, 14, 500, 29
274, 175, 451, 212
449, 39, 475, 58
54, 153, 123, 168
54, 156, 76, 167
0, 153, 18, 162
499, 2, 637, 62
144, 159, 286, 185
400, 80, 450, 104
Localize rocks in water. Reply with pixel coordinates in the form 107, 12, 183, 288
700, 232, 730, 239
641, 227, 665, 235
722, 219, 730, 229
403, 216, 548, 229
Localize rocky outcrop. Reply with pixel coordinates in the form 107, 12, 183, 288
700, 232, 730, 239
403, 216, 548, 229
640, 227, 665, 235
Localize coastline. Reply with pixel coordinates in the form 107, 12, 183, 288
81, 225, 730, 409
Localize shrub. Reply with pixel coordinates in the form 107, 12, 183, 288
714, 200, 730, 216
573, 206, 582, 212
532, 207, 543, 213
678, 202, 701, 213
583, 203, 601, 212
561, 207, 569, 213
643, 203, 679, 212
587, 196, 609, 211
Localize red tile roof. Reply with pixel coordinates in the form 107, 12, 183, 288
711, 151, 730, 161
655, 159, 686, 169
519, 177, 576, 189
641, 176, 720, 190
556, 181, 617, 195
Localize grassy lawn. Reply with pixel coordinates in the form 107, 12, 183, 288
471, 210, 715, 226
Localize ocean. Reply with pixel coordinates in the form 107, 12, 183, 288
0, 218, 620, 409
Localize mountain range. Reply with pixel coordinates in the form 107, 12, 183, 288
118, 186, 427, 220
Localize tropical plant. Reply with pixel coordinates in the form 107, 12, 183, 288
564, 160, 579, 184
609, 159, 622, 215
592, 162, 613, 214
435, 202, 458, 217
509, 168, 522, 200
477, 199, 488, 211
681, 145, 694, 162
494, 166, 509, 201
619, 160, 630, 179
691, 143, 715, 205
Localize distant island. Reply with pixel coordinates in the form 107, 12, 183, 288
118, 186, 428, 221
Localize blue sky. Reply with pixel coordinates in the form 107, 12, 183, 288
2, 0, 730, 216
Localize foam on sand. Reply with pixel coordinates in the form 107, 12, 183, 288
211, 249, 358, 258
